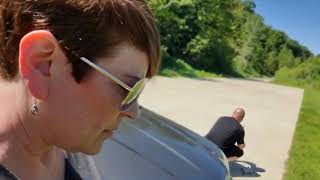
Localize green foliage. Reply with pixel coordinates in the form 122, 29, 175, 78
287, 39, 312, 59
159, 48, 219, 78
278, 47, 296, 68
150, 0, 239, 75
149, 0, 313, 77
186, 35, 236, 75
282, 88, 320, 180
274, 57, 320, 89
235, 14, 310, 76
159, 60, 219, 78
274, 57, 320, 180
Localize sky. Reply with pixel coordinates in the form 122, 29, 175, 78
254, 0, 320, 55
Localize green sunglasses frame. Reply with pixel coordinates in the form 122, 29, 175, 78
80, 57, 147, 106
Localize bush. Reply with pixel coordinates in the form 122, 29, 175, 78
159, 48, 219, 79
274, 57, 320, 89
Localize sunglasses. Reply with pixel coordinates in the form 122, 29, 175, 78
79, 57, 148, 110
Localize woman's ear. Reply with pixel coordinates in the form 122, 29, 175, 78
19, 30, 59, 100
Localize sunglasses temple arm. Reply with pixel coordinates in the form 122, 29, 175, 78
80, 57, 132, 91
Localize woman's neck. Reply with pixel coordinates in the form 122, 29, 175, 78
0, 81, 65, 180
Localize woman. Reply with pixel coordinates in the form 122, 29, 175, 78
0, 0, 160, 179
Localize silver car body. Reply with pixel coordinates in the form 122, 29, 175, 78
68, 107, 231, 180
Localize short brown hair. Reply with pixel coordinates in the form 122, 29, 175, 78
0, 0, 160, 81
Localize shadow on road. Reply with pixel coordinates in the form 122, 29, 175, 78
229, 160, 266, 177
186, 77, 222, 83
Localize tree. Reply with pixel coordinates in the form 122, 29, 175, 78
278, 47, 295, 68
149, 0, 314, 77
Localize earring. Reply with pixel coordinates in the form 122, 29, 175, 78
31, 100, 39, 115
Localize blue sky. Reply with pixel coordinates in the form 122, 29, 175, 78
254, 0, 320, 55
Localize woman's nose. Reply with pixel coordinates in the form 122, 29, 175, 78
120, 101, 140, 120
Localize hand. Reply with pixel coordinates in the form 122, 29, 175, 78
238, 143, 245, 150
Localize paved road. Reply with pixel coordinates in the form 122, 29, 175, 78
140, 77, 304, 180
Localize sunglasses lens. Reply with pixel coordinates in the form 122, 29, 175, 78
121, 79, 146, 108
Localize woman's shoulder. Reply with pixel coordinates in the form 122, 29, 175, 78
0, 159, 83, 180
0, 164, 19, 180
66, 152, 102, 180
65, 157, 84, 180
0, 153, 97, 180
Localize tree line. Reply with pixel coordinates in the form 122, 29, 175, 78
149, 0, 314, 77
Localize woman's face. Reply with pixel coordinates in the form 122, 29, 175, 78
39, 43, 149, 155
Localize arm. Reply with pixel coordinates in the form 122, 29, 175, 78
236, 128, 245, 149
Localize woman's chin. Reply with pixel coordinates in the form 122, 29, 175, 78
82, 133, 113, 155
64, 130, 113, 155
78, 142, 103, 155
82, 147, 102, 155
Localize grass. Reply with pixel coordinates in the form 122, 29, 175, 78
274, 66, 320, 180
282, 88, 320, 180
159, 59, 220, 79
159, 68, 219, 78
